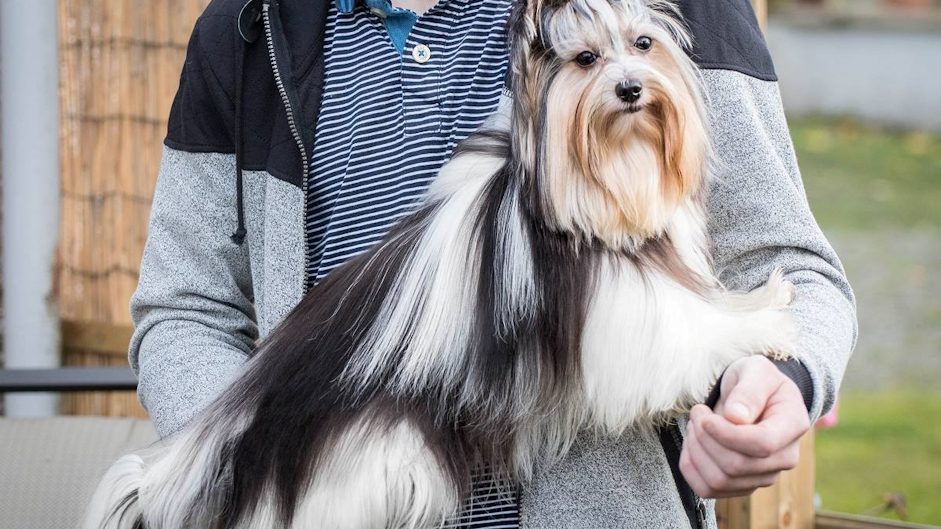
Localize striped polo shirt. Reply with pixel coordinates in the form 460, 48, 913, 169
306, 0, 513, 282
305, 1, 519, 527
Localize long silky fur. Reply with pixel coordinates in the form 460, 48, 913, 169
84, 1, 799, 528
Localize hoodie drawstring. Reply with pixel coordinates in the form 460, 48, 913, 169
232, 0, 263, 245
231, 35, 249, 246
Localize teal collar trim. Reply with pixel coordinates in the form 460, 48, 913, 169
335, 0, 419, 55
337, 0, 400, 16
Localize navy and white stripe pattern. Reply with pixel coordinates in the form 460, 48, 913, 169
306, 0, 512, 282
305, 1, 519, 527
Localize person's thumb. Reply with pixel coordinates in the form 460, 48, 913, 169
719, 356, 783, 425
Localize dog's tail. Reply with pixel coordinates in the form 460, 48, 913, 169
82, 453, 146, 529
82, 410, 247, 529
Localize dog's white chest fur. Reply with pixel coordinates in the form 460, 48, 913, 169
577, 203, 794, 434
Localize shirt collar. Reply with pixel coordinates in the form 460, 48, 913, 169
337, 0, 398, 16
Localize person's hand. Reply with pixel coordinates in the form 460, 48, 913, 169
679, 355, 811, 498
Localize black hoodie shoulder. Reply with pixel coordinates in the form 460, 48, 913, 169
163, 0, 777, 186
164, 0, 328, 187
678, 0, 778, 82
163, 0, 241, 154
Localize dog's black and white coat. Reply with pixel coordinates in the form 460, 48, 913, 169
85, 1, 797, 528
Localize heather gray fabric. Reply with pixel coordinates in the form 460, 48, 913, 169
129, 69, 856, 527
702, 70, 856, 421
130, 150, 306, 436
242, 169, 307, 338
521, 427, 718, 529
0, 417, 158, 529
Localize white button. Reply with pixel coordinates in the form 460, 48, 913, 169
412, 43, 431, 64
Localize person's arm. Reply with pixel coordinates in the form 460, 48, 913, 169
704, 68, 857, 421
679, 68, 858, 499
129, 16, 258, 438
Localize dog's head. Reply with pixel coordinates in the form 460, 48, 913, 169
510, 0, 710, 250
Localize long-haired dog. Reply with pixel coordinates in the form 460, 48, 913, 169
85, 0, 797, 527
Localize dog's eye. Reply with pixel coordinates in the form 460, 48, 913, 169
634, 36, 653, 51
575, 51, 598, 67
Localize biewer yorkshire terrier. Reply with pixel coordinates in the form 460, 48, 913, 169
85, 0, 797, 528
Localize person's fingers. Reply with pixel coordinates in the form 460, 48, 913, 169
680, 425, 725, 498
701, 397, 808, 458
690, 409, 802, 476
717, 356, 786, 425
682, 417, 780, 498
679, 434, 710, 497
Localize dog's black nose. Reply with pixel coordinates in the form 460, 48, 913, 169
616, 80, 643, 103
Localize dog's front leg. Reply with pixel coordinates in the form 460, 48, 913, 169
681, 270, 799, 402
579, 266, 798, 432
711, 269, 798, 361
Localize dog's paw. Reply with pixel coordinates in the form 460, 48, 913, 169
763, 307, 798, 361
765, 343, 794, 362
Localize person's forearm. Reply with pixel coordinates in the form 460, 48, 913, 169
702, 69, 858, 419
135, 321, 251, 437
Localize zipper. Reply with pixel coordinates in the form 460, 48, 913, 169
262, 0, 312, 291
660, 422, 707, 529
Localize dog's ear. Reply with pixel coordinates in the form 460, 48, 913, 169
512, 0, 570, 41
510, 0, 541, 47
658, 72, 709, 204
517, 0, 570, 15
508, 0, 542, 72
639, 0, 692, 49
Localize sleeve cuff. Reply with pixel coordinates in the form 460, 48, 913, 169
703, 358, 815, 413
773, 358, 815, 412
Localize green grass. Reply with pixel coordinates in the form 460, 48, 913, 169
790, 118, 941, 231
815, 391, 941, 525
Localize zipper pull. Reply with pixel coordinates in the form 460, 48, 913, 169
696, 498, 708, 528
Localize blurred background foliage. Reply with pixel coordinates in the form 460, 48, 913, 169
770, 0, 941, 13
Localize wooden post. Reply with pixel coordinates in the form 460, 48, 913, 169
753, 0, 768, 32
717, 434, 816, 529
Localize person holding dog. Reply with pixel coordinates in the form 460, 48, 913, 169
127, 0, 856, 527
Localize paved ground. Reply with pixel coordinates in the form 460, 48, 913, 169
828, 229, 941, 392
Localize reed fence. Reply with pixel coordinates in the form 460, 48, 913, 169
57, 0, 209, 417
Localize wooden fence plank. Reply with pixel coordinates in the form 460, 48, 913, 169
816, 513, 940, 529
61, 320, 134, 356
718, 433, 815, 529
718, 495, 752, 529
754, 0, 768, 31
